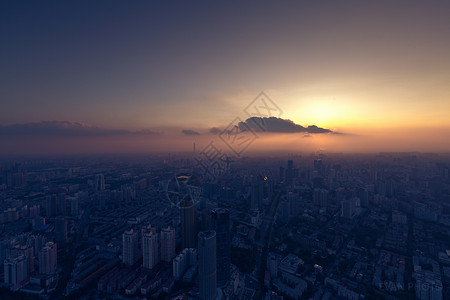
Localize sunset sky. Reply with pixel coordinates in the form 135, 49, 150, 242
1, 1, 450, 154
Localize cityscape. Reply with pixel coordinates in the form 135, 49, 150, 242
1, 153, 450, 299
1, 1, 450, 300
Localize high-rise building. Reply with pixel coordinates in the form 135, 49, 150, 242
94, 174, 105, 191
34, 235, 46, 257
4, 255, 27, 285
198, 230, 217, 300
286, 160, 294, 184
122, 229, 139, 266
142, 226, 159, 269
211, 208, 230, 287
267, 252, 280, 279
201, 209, 212, 231
314, 159, 323, 173
180, 199, 196, 249
160, 226, 175, 262
39, 242, 57, 275
279, 166, 285, 183
341, 198, 358, 218
313, 188, 328, 208
173, 248, 197, 280
357, 187, 369, 207
19, 244, 34, 274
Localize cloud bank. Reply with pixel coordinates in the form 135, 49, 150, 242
0, 121, 159, 137
238, 117, 333, 134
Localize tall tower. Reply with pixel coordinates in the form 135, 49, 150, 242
39, 242, 57, 275
122, 229, 139, 266
160, 226, 175, 262
142, 226, 159, 269
211, 208, 230, 287
198, 230, 217, 300
180, 199, 196, 249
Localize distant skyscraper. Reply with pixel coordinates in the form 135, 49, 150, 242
180, 199, 196, 249
314, 159, 323, 172
198, 230, 217, 300
357, 187, 369, 207
313, 188, 328, 208
286, 160, 294, 184
279, 166, 285, 183
4, 255, 27, 285
211, 208, 230, 287
142, 226, 159, 269
341, 198, 357, 218
160, 226, 175, 262
39, 241, 57, 275
94, 174, 105, 191
122, 229, 139, 266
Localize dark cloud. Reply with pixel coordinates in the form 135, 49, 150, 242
181, 129, 200, 135
0, 121, 160, 137
238, 117, 333, 134
209, 127, 221, 134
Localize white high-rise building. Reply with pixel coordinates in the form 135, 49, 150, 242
160, 226, 175, 262
123, 229, 139, 266
39, 242, 57, 275
142, 225, 159, 269
4, 255, 27, 285
173, 248, 197, 280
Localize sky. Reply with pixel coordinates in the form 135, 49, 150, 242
1, 1, 450, 154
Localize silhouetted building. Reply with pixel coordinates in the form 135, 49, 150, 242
313, 188, 328, 207
180, 199, 196, 249
211, 208, 230, 287
142, 225, 159, 269
123, 229, 139, 266
94, 174, 105, 191
198, 230, 217, 300
160, 226, 175, 262
39, 242, 57, 275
